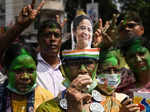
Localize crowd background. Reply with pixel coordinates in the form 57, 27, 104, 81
0, 0, 150, 112
1, 0, 150, 51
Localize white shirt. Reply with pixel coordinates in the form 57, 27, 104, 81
36, 53, 66, 97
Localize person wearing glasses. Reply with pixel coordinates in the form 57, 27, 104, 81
71, 15, 93, 49
114, 11, 145, 95
61, 15, 93, 50
118, 11, 144, 41
36, 20, 66, 97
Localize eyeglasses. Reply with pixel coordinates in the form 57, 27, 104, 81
119, 23, 139, 31
126, 23, 139, 28
40, 32, 62, 38
78, 25, 93, 33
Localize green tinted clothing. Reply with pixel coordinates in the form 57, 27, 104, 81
36, 97, 64, 112
36, 93, 128, 112
113, 49, 129, 69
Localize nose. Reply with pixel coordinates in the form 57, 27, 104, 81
83, 29, 89, 36
49, 34, 55, 40
125, 26, 132, 31
21, 73, 30, 80
110, 69, 115, 74
136, 55, 142, 61
79, 64, 88, 74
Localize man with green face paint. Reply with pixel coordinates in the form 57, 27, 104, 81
121, 38, 150, 94
0, 0, 45, 85
36, 48, 100, 112
126, 42, 150, 72
96, 50, 140, 112
7, 53, 37, 95
0, 44, 53, 112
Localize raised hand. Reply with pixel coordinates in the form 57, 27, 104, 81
92, 18, 110, 48
92, 19, 103, 48
17, 0, 45, 27
106, 13, 120, 43
66, 75, 92, 112
121, 97, 140, 112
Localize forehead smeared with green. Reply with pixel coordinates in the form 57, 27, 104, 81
7, 48, 36, 94
99, 50, 118, 67
127, 39, 148, 55
39, 20, 61, 32
48, 23, 58, 32
128, 44, 148, 55
9, 48, 36, 71
123, 14, 127, 25
10, 55, 36, 70
122, 11, 142, 25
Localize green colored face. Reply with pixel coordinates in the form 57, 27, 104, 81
7, 54, 37, 95
63, 59, 97, 81
97, 55, 121, 95
126, 45, 150, 73
101, 57, 119, 70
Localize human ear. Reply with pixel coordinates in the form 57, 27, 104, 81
139, 26, 144, 36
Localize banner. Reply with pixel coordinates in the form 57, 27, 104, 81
86, 3, 99, 23
134, 92, 150, 112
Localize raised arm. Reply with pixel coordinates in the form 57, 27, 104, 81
0, 0, 45, 54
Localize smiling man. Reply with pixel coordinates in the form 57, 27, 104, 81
37, 20, 65, 97
0, 44, 53, 112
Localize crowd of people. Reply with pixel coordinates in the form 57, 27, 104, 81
0, 0, 149, 112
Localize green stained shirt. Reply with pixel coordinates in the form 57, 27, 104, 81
114, 49, 129, 69
36, 97, 64, 112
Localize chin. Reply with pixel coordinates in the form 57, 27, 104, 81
46, 51, 58, 56
18, 89, 28, 93
48, 53, 58, 57
100, 88, 114, 96
103, 90, 114, 95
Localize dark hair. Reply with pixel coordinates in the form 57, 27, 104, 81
73, 15, 93, 31
38, 19, 62, 40
2, 44, 35, 70
123, 11, 143, 25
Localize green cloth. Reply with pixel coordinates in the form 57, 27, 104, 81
36, 97, 64, 112
115, 49, 129, 69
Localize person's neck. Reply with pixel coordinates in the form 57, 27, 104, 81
76, 45, 89, 50
41, 53, 60, 68
11, 92, 27, 100
136, 70, 150, 87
